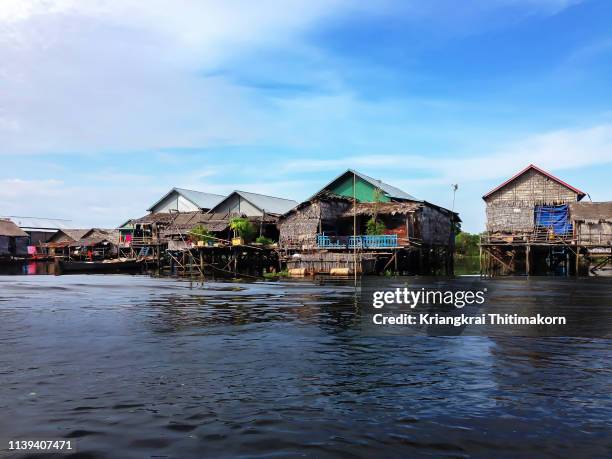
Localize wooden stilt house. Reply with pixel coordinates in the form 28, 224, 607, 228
278, 169, 459, 275
481, 164, 588, 276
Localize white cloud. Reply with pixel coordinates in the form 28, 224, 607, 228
1, 122, 609, 231
0, 0, 585, 156
278, 123, 612, 183
272, 123, 612, 232
0, 0, 602, 232
0, 0, 365, 154
0, 177, 147, 226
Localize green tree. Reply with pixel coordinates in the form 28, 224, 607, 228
365, 187, 387, 235
455, 231, 480, 256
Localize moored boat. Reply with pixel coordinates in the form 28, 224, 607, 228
57, 258, 144, 274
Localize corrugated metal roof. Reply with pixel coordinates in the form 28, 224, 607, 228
175, 188, 226, 209
234, 191, 298, 215
311, 169, 419, 202
210, 191, 298, 216
1, 216, 71, 231
146, 188, 226, 211
350, 169, 419, 201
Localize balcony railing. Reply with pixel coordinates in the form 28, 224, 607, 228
124, 236, 155, 245
316, 234, 398, 249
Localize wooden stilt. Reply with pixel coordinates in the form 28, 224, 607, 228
394, 249, 398, 273
526, 244, 530, 276
575, 247, 580, 276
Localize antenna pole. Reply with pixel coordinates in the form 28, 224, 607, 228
353, 173, 357, 287
451, 184, 459, 212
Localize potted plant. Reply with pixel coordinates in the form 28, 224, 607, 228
190, 225, 215, 246
229, 218, 255, 245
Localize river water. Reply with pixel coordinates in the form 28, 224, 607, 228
0, 274, 610, 458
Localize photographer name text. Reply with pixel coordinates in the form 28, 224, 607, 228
370, 288, 566, 327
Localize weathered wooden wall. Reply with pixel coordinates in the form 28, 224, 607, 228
286, 252, 376, 274
419, 205, 455, 246
0, 236, 29, 256
576, 222, 612, 245
485, 168, 579, 233
278, 200, 352, 249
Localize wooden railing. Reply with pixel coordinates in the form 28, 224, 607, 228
482, 230, 578, 245
124, 236, 155, 245
316, 234, 399, 249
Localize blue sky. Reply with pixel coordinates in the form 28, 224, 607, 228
1, 0, 611, 232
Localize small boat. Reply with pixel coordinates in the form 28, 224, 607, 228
58, 258, 144, 274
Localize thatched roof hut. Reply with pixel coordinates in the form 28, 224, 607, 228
278, 189, 459, 250
0, 219, 28, 237
570, 202, 612, 224
161, 212, 234, 237
278, 192, 353, 249
128, 212, 178, 226
340, 201, 421, 217
0, 219, 29, 257
160, 211, 281, 242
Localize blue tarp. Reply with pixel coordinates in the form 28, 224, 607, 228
534, 204, 573, 235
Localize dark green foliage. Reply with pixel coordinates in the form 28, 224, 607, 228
366, 217, 386, 235
255, 236, 274, 245
191, 224, 214, 242
455, 231, 480, 256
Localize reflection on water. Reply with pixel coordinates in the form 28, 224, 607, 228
0, 260, 57, 275
454, 255, 480, 275
0, 275, 610, 459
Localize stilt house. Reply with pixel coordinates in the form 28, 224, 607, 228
278, 169, 459, 275
481, 164, 588, 276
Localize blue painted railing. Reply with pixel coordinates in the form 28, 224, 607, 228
316, 234, 398, 249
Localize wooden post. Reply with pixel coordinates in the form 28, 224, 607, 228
479, 237, 483, 277
575, 247, 580, 277
526, 244, 530, 276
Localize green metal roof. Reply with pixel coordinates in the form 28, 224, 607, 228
313, 169, 419, 202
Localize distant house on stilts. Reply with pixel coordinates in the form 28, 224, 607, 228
479, 164, 606, 276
